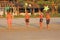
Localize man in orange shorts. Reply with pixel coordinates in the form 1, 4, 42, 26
6, 11, 13, 30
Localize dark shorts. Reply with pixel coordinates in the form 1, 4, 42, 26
46, 19, 50, 24
40, 19, 43, 22
25, 19, 29, 22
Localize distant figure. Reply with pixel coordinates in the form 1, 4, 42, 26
39, 10, 44, 30
46, 12, 50, 30
25, 11, 30, 27
6, 11, 13, 30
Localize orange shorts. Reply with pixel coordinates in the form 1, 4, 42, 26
7, 19, 12, 24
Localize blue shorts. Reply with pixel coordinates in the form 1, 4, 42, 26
46, 19, 50, 24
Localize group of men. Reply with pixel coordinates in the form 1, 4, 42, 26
6, 9, 50, 30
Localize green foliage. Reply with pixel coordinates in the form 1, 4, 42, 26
19, 0, 24, 2
50, 13, 60, 17
14, 15, 25, 18
37, 0, 52, 6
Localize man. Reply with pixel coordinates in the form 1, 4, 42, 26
46, 11, 50, 30
25, 11, 30, 27
6, 11, 13, 30
39, 10, 44, 30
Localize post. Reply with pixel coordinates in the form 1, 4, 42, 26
25, 3, 28, 13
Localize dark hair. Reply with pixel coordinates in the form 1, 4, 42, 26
7, 9, 10, 12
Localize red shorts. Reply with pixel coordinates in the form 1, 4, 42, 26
40, 19, 43, 22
